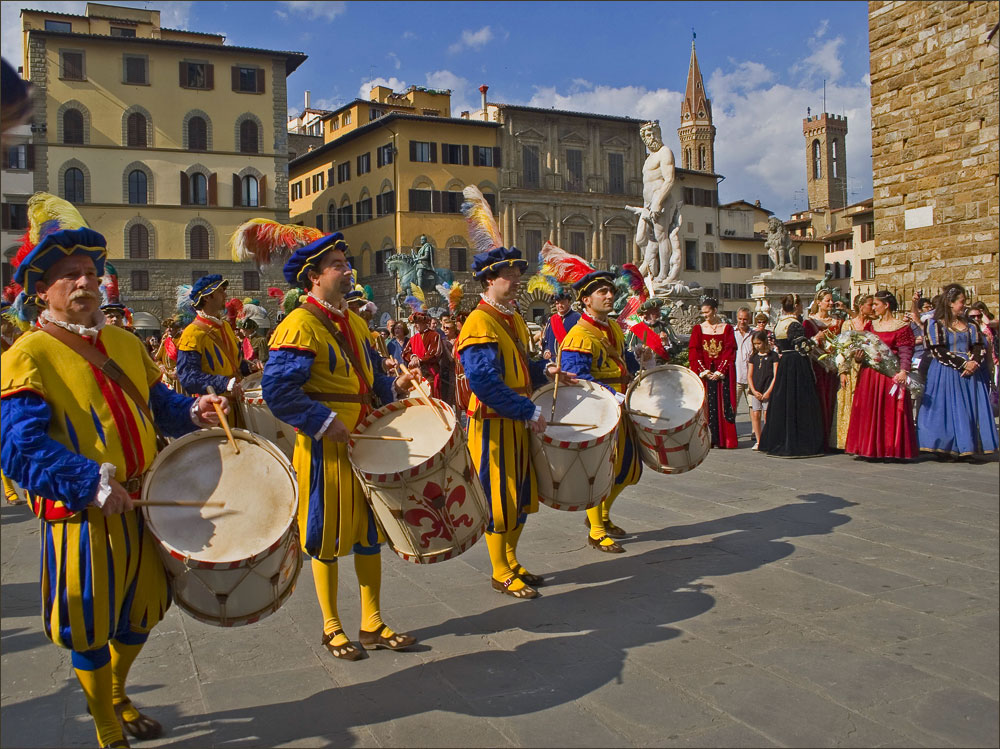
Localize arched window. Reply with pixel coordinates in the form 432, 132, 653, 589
831, 139, 839, 178
65, 167, 85, 203
190, 173, 208, 205
242, 175, 259, 208
190, 225, 209, 259
188, 116, 207, 151
129, 224, 149, 259
239, 119, 259, 154
684, 148, 692, 169
63, 109, 84, 144
127, 170, 147, 204
833, 261, 841, 279
812, 139, 822, 179
126, 112, 147, 147
698, 146, 707, 171
844, 260, 852, 277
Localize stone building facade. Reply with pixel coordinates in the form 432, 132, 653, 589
868, 0, 999, 307
1, 124, 34, 287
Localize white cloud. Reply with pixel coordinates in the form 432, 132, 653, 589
276, 1, 346, 22
425, 69, 475, 113
526, 81, 683, 127
815, 18, 830, 39
448, 25, 493, 54
358, 75, 407, 99
401, 30, 416, 40
387, 52, 401, 71
791, 20, 845, 85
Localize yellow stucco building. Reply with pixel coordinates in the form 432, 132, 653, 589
18, 2, 305, 321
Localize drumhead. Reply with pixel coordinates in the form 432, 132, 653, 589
351, 400, 456, 475
628, 365, 705, 433
530, 381, 619, 443
143, 429, 297, 563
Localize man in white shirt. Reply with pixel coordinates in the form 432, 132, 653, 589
733, 306, 754, 418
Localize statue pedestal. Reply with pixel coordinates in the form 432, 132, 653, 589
650, 282, 702, 336
751, 269, 824, 324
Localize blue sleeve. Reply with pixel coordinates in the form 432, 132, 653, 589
528, 358, 549, 388
148, 382, 198, 439
366, 340, 397, 406
239, 359, 253, 377
625, 348, 640, 376
261, 349, 332, 437
460, 343, 536, 421
177, 350, 231, 395
0, 393, 100, 511
542, 325, 556, 356
561, 350, 616, 394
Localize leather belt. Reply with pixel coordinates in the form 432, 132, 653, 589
308, 392, 374, 405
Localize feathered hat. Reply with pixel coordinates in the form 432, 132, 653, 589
12, 192, 106, 292
436, 280, 464, 312
539, 241, 615, 300
189, 274, 228, 308
461, 186, 527, 279
229, 218, 341, 286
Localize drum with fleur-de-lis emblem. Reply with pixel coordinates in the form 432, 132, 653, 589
348, 397, 488, 564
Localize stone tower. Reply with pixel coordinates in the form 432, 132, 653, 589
678, 39, 716, 173
802, 112, 848, 210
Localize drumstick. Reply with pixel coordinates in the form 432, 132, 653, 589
206, 386, 240, 455
397, 364, 450, 429
629, 409, 671, 423
550, 347, 563, 422
351, 434, 413, 442
133, 500, 226, 508
547, 422, 598, 429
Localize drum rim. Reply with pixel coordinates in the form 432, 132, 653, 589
626, 364, 704, 436
142, 428, 298, 569
530, 380, 620, 447
349, 396, 458, 481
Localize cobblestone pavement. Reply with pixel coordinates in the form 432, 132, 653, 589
2, 414, 998, 748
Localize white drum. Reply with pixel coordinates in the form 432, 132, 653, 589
349, 397, 488, 564
239, 372, 296, 459
143, 429, 301, 627
529, 381, 620, 511
626, 364, 710, 475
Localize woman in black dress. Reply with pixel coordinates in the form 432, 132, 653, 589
758, 294, 825, 457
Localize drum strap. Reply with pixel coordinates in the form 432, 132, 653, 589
308, 392, 374, 405
476, 302, 532, 398
193, 318, 243, 382
41, 323, 166, 447
577, 319, 631, 387
303, 303, 373, 391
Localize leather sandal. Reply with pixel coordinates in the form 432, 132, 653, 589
588, 535, 625, 553
491, 576, 538, 599
113, 700, 162, 741
585, 516, 626, 538
322, 630, 364, 661
102, 740, 130, 749
358, 624, 417, 651
514, 567, 545, 586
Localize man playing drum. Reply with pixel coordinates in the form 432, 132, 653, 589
0, 194, 227, 748
176, 274, 251, 400
546, 251, 644, 554
261, 232, 419, 661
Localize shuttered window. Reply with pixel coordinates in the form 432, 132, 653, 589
190, 226, 210, 259
126, 113, 147, 147
63, 109, 84, 144
128, 224, 149, 259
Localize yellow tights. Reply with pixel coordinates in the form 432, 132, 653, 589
312, 554, 394, 647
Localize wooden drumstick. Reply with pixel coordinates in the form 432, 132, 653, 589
351, 434, 413, 442
133, 500, 226, 508
550, 347, 563, 422
629, 409, 671, 423
547, 422, 598, 429
206, 386, 240, 455
397, 364, 450, 429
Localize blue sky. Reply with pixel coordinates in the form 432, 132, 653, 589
2, 1, 873, 217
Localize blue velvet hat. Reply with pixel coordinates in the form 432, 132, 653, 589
471, 246, 528, 280
572, 270, 616, 299
14, 227, 107, 292
344, 289, 365, 303
189, 274, 228, 307
101, 302, 127, 314
282, 232, 349, 285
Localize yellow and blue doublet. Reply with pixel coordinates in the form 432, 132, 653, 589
560, 314, 643, 499
262, 298, 396, 561
0, 324, 199, 653
457, 301, 549, 533
176, 314, 244, 394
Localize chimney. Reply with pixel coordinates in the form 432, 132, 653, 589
305, 90, 311, 110
479, 84, 489, 120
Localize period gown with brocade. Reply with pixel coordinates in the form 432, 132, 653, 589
688, 323, 738, 449
805, 315, 843, 450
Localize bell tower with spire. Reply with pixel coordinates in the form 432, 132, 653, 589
678, 35, 716, 173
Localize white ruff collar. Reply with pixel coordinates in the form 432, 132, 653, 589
41, 309, 105, 338
197, 311, 224, 325
480, 293, 515, 317
308, 293, 346, 318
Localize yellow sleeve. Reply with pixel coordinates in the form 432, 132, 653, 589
269, 309, 322, 355
177, 323, 201, 353
457, 310, 500, 352
560, 327, 597, 355
0, 342, 45, 399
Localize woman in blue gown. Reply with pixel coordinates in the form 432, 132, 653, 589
917, 283, 999, 459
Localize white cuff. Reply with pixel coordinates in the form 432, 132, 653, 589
614, 391, 626, 405
95, 463, 117, 508
190, 398, 210, 427
530, 405, 542, 423
227, 377, 237, 391
315, 410, 337, 440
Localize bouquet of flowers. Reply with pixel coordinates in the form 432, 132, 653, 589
823, 330, 923, 399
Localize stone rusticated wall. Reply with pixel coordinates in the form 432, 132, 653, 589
869, 1, 999, 308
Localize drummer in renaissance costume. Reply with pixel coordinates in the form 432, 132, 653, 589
0, 193, 227, 748
254, 229, 419, 661
539, 242, 644, 553
541, 288, 580, 359
403, 311, 444, 398
176, 274, 251, 399
457, 187, 571, 599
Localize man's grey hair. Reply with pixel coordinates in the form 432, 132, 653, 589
737, 306, 753, 316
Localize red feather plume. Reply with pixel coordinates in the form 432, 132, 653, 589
267, 286, 284, 300
539, 240, 596, 285
225, 298, 243, 327
619, 263, 648, 302
3, 282, 22, 302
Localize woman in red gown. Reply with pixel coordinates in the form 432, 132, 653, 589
689, 297, 738, 448
805, 289, 844, 451
846, 290, 918, 460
